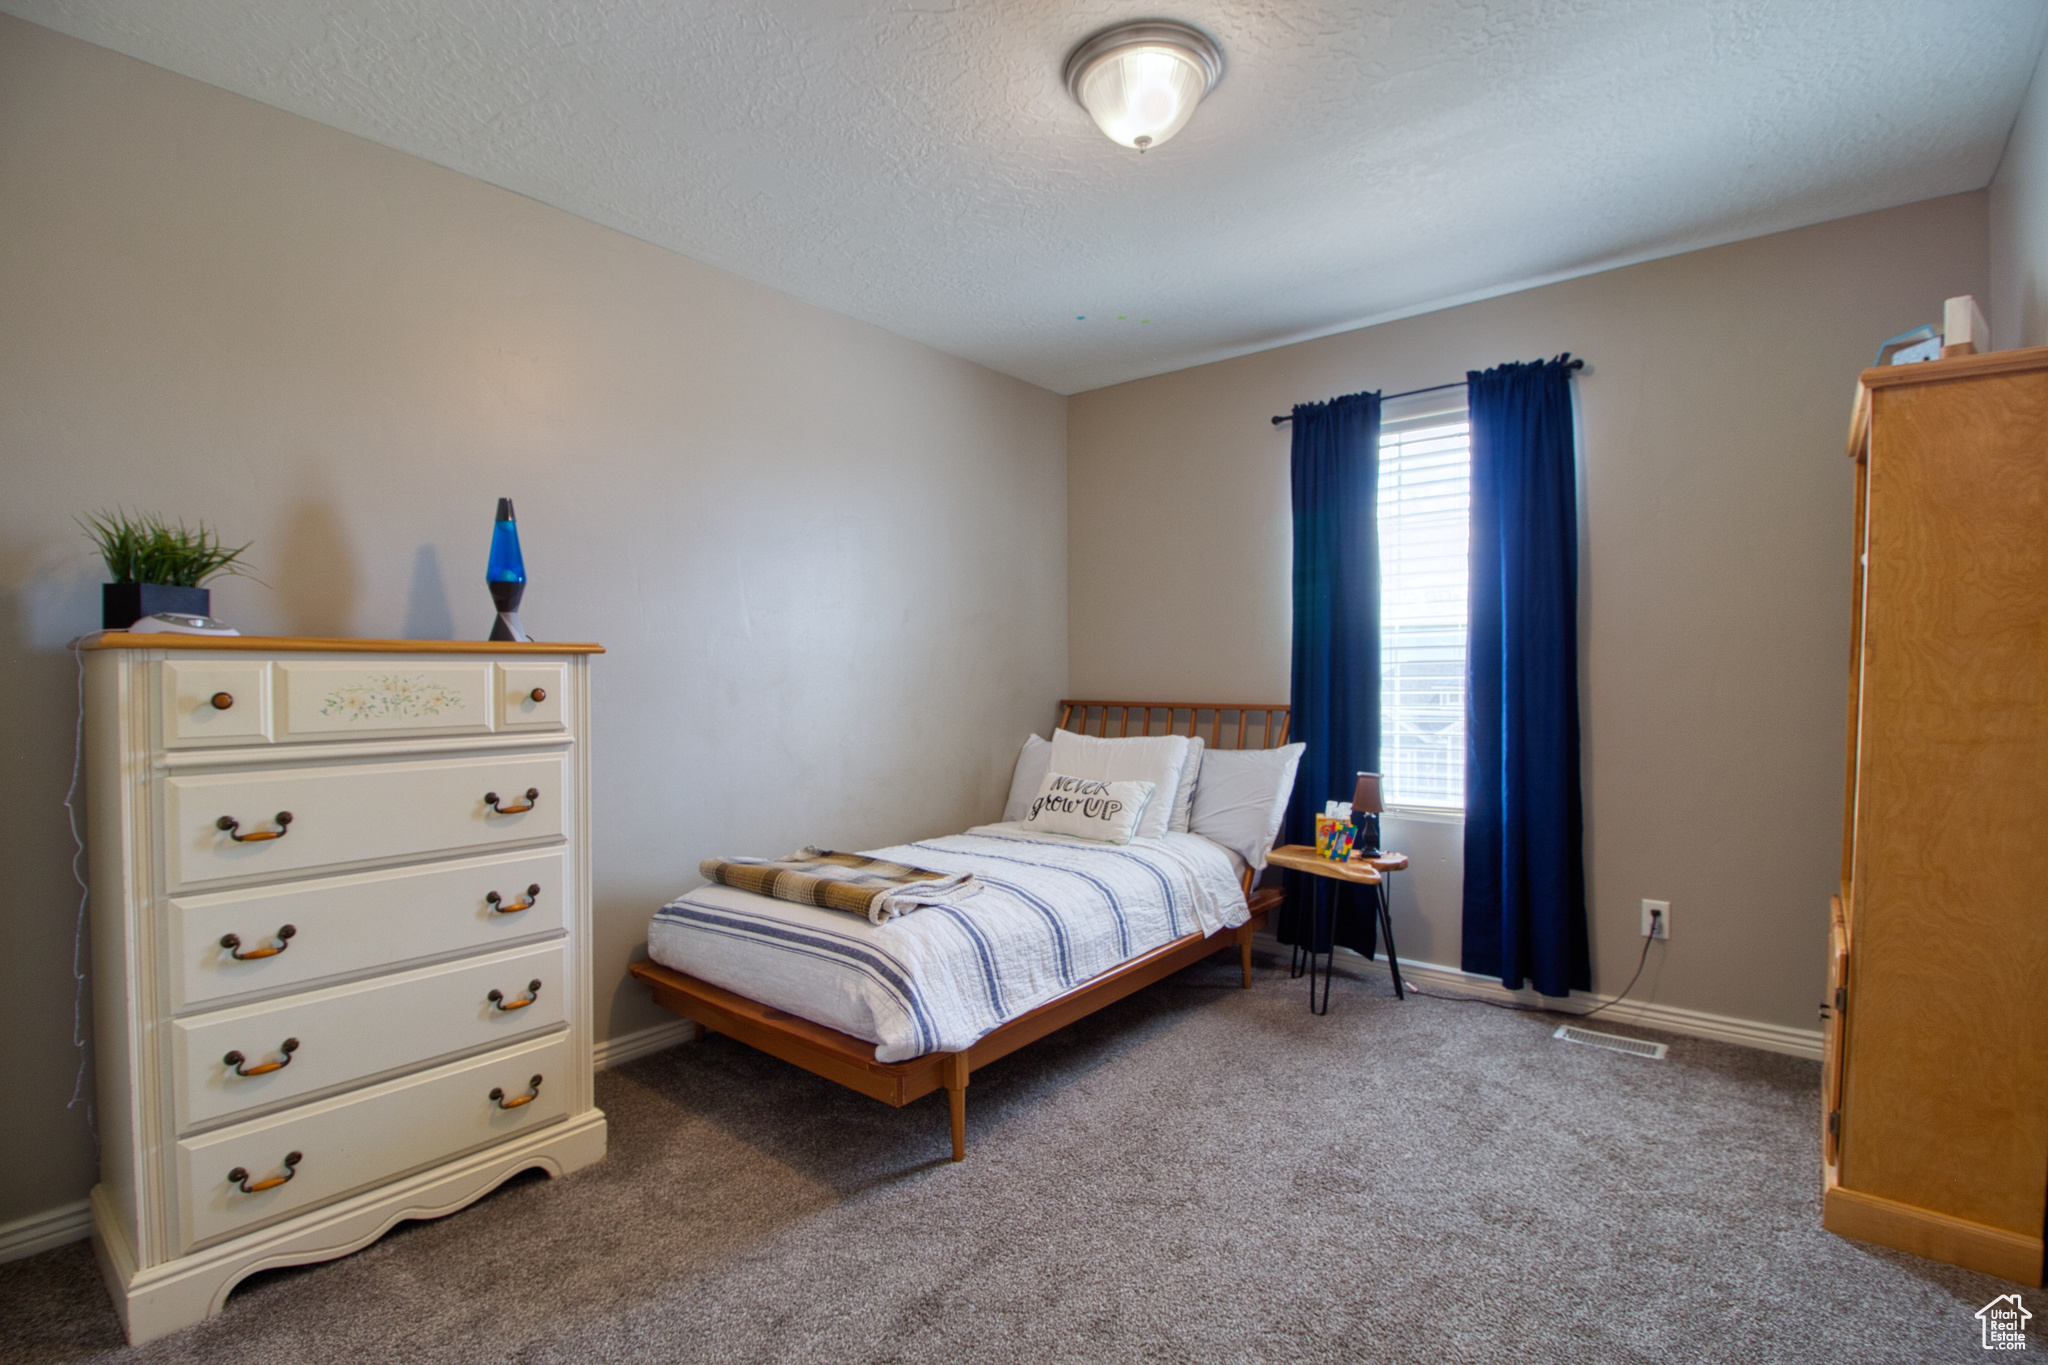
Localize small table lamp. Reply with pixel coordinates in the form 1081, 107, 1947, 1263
487, 497, 533, 643
1353, 772, 1383, 858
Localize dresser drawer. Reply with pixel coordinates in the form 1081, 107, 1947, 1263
500, 663, 566, 732
175, 1033, 568, 1254
168, 849, 568, 1012
163, 661, 272, 749
276, 659, 496, 741
172, 941, 565, 1132
165, 753, 564, 891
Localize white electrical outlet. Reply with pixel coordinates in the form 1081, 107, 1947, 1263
1641, 899, 1670, 940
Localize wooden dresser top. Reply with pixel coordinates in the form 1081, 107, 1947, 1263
78, 633, 603, 654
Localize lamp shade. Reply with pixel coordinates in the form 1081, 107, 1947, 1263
1064, 21, 1223, 151
1353, 772, 1384, 816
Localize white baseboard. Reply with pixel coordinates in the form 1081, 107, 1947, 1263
0, 1199, 91, 1264
1253, 936, 1823, 1060
592, 1017, 701, 1070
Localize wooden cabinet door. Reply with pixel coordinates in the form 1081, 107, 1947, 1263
1841, 370, 2048, 1236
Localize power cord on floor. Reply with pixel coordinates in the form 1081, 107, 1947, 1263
1405, 909, 1660, 1022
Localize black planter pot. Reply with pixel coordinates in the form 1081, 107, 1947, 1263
103, 583, 210, 630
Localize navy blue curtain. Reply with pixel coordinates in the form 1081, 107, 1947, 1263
1461, 356, 1588, 996
1277, 390, 1382, 955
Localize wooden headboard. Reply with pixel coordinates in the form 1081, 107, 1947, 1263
1056, 699, 1291, 751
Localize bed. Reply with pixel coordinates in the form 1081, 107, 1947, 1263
628, 700, 1293, 1160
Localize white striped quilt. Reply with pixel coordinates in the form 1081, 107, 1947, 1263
646, 824, 1249, 1062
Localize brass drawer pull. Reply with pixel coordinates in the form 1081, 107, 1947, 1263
484, 788, 539, 815
228, 1151, 301, 1194
224, 1038, 299, 1077
487, 979, 543, 1011
528, 687, 547, 703
490, 1075, 544, 1109
221, 924, 296, 960
210, 692, 235, 710
218, 811, 292, 842
486, 884, 541, 914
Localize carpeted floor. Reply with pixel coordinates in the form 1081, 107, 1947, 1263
2, 954, 2035, 1364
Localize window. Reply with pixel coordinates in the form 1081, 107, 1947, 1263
1379, 388, 1470, 811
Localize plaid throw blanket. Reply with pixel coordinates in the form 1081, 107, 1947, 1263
700, 847, 979, 924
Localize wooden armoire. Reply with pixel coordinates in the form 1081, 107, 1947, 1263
1826, 346, 2048, 1284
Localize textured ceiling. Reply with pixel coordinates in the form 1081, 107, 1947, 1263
7, 1, 2046, 393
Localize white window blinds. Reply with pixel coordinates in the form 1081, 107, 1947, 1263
1378, 387, 1471, 811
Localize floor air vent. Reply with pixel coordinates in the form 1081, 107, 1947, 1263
1552, 1024, 1667, 1059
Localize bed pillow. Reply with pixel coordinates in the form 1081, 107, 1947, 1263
1168, 736, 1204, 834
1021, 773, 1156, 844
1047, 729, 1190, 840
1188, 743, 1306, 870
1001, 734, 1053, 823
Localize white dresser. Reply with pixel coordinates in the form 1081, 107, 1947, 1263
82, 636, 607, 1344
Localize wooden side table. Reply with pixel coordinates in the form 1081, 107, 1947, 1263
1266, 845, 1408, 1012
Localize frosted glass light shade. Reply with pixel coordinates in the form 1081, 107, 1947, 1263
1064, 21, 1223, 152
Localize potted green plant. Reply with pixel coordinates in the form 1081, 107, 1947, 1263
80, 509, 258, 629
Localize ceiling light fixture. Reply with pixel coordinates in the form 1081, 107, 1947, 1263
1063, 20, 1223, 152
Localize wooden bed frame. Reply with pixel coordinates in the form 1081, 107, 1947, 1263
628, 699, 1291, 1161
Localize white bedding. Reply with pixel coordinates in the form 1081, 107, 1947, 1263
646, 823, 1249, 1062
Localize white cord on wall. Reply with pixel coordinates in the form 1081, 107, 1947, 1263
63, 640, 95, 1135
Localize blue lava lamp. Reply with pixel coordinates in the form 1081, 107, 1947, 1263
487, 498, 532, 642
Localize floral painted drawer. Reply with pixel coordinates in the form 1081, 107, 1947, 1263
276, 660, 496, 740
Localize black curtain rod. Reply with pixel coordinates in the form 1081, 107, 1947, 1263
1269, 357, 1585, 425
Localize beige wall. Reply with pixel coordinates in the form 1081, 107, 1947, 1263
1069, 192, 1989, 1032
1992, 37, 2048, 348
0, 16, 1067, 1229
